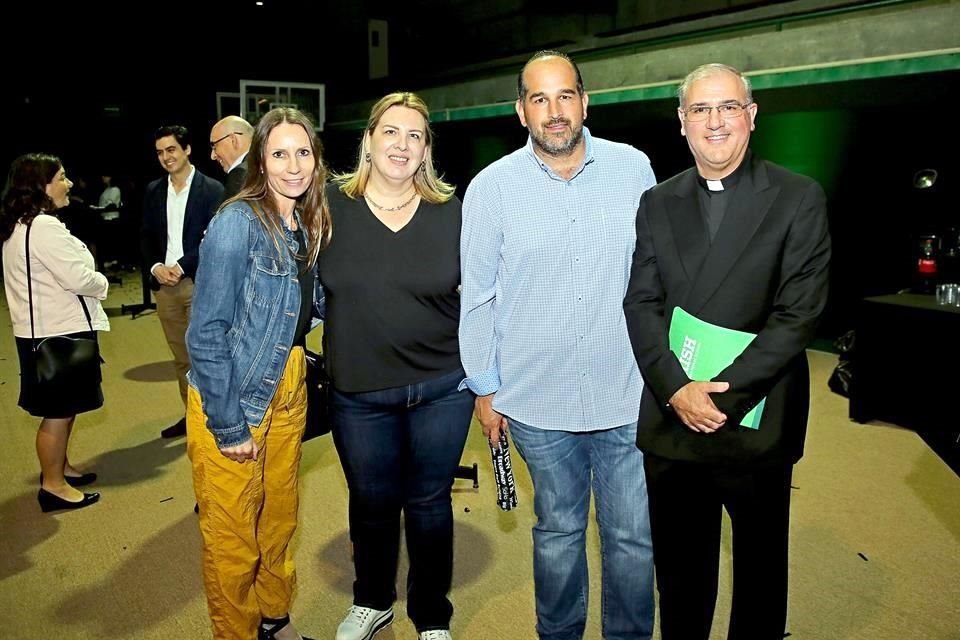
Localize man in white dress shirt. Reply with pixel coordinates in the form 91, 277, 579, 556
140, 125, 224, 438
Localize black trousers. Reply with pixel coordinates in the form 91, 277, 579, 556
644, 453, 793, 640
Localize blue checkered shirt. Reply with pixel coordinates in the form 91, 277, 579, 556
459, 127, 657, 431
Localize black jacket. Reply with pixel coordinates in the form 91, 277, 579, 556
140, 168, 224, 290
624, 154, 831, 465
223, 163, 247, 201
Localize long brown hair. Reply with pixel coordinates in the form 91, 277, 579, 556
0, 153, 62, 242
334, 92, 455, 203
226, 107, 331, 265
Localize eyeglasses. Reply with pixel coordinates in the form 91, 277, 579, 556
210, 132, 241, 150
681, 102, 753, 122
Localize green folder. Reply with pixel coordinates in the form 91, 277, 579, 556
668, 307, 766, 429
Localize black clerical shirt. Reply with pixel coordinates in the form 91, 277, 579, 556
695, 151, 751, 242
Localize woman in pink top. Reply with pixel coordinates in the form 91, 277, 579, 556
1, 153, 109, 513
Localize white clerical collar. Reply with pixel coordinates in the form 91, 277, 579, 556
706, 179, 724, 192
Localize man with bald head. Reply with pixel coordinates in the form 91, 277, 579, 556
460, 50, 656, 640
209, 115, 253, 199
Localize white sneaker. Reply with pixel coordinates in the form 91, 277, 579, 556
418, 631, 452, 640
335, 606, 394, 640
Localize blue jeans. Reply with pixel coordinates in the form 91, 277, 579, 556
508, 418, 654, 640
332, 368, 473, 631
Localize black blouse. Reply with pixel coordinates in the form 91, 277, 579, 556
317, 183, 463, 392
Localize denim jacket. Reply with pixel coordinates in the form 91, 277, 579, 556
186, 201, 324, 447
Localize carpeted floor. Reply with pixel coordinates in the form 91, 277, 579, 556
0, 270, 957, 639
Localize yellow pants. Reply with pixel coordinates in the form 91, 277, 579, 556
187, 347, 306, 640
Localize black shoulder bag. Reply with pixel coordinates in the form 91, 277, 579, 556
302, 348, 331, 442
25, 221, 104, 387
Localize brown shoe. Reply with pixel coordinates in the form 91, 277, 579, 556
160, 417, 187, 439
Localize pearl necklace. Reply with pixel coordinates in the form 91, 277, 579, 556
364, 190, 417, 212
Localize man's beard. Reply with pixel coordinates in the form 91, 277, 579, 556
530, 117, 583, 157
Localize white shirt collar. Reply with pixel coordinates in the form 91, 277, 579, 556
167, 164, 196, 193
227, 152, 248, 174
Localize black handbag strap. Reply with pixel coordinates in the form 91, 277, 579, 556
25, 219, 96, 351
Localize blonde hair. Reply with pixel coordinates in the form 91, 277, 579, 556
227, 107, 331, 265
334, 92, 455, 204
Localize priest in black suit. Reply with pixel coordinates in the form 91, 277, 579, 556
209, 115, 253, 199
623, 63, 831, 640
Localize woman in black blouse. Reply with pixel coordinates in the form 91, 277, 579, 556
319, 92, 471, 640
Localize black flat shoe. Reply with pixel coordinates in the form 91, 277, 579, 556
65, 472, 97, 487
40, 472, 97, 488
259, 615, 314, 640
38, 488, 100, 513
161, 417, 187, 439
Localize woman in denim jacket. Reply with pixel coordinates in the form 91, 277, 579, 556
185, 107, 329, 640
